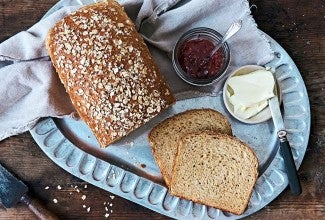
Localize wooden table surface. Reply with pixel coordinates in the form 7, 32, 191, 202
0, 0, 324, 219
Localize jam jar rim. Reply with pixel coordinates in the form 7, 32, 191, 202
172, 27, 231, 86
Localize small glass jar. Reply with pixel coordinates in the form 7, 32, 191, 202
172, 27, 230, 86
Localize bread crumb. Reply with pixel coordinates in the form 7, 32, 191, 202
87, 207, 91, 213
57, 185, 62, 190
84, 184, 88, 189
44, 186, 49, 190
82, 195, 86, 200
105, 213, 110, 218
53, 199, 58, 204
82, 205, 86, 208
109, 195, 115, 200
105, 207, 108, 211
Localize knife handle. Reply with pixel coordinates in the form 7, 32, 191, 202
20, 194, 59, 220
278, 130, 302, 196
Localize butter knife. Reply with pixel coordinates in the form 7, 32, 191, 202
268, 88, 302, 195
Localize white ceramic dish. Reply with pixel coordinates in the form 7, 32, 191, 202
223, 65, 281, 124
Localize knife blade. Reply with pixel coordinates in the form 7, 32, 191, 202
269, 93, 302, 195
0, 163, 58, 219
0, 163, 28, 208
268, 94, 285, 131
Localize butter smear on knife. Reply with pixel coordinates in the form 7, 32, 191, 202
227, 69, 275, 119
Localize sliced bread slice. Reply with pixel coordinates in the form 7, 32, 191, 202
148, 109, 232, 186
170, 131, 258, 215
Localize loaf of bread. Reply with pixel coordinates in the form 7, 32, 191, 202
148, 109, 232, 186
170, 131, 259, 215
46, 1, 175, 147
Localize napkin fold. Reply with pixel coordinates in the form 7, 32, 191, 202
0, 0, 274, 141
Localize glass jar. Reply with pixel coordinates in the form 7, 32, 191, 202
172, 27, 230, 86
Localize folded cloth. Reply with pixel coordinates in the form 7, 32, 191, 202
0, 0, 274, 141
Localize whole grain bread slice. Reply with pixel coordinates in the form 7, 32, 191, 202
148, 109, 232, 186
170, 131, 259, 215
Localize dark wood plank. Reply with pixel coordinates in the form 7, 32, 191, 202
0, 0, 324, 219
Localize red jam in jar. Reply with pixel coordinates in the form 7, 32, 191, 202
178, 38, 225, 79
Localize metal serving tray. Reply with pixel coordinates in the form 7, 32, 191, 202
30, 0, 310, 219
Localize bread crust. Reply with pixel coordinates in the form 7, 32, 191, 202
148, 108, 232, 186
169, 131, 259, 215
46, 1, 175, 147
148, 108, 232, 139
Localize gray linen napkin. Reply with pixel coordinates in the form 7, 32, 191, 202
0, 0, 274, 141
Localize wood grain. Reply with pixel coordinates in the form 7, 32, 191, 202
0, 0, 324, 219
